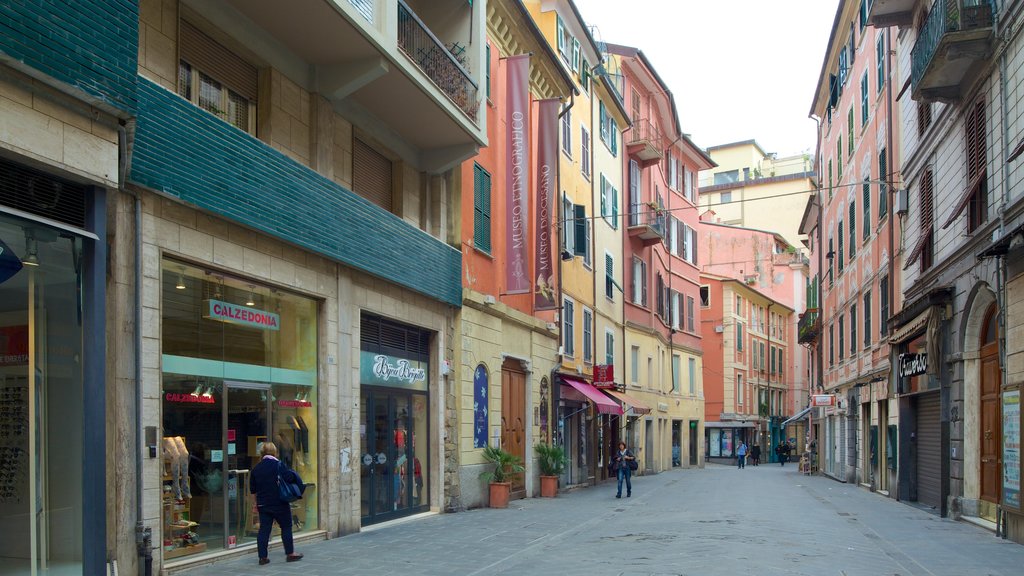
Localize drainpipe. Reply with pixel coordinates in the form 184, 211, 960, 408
554, 93, 574, 456
810, 112, 824, 466
119, 124, 152, 576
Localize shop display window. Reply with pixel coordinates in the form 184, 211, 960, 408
160, 259, 318, 558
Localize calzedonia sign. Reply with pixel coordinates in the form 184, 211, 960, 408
204, 299, 280, 331
360, 351, 428, 391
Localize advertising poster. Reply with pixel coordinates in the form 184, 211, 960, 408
1003, 389, 1020, 509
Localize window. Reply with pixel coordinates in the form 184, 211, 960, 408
839, 314, 845, 361
556, 15, 569, 61
682, 224, 697, 264
631, 88, 642, 123
699, 285, 710, 308
878, 148, 888, 220
583, 307, 593, 364
684, 167, 694, 202
736, 374, 744, 406
736, 322, 744, 351
605, 253, 614, 299
600, 174, 608, 221
861, 72, 869, 126
562, 195, 574, 254
880, 276, 889, 336
572, 38, 581, 74
485, 43, 491, 100
688, 358, 696, 394
686, 296, 695, 332
863, 179, 871, 241
561, 108, 572, 157
837, 137, 843, 179
720, 191, 732, 204
672, 354, 680, 393
631, 257, 647, 306
860, 0, 868, 31
828, 160, 834, 200
769, 344, 775, 374
848, 201, 856, 260
847, 107, 854, 155
966, 96, 989, 233
631, 346, 639, 385
837, 220, 844, 273
605, 331, 614, 367
919, 169, 935, 270
714, 170, 740, 185
669, 217, 680, 257
563, 297, 575, 357
599, 101, 618, 156
656, 274, 666, 320
829, 322, 835, 366
876, 35, 885, 94
863, 290, 872, 348
580, 58, 590, 93
735, 295, 742, 316
778, 349, 784, 376
628, 159, 641, 227
828, 236, 834, 287
178, 21, 258, 135
353, 137, 394, 211
581, 126, 591, 178
918, 101, 932, 137
671, 290, 681, 330
850, 305, 857, 356
583, 217, 592, 268
472, 164, 492, 253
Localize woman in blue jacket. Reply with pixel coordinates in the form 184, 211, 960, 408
612, 441, 636, 498
250, 442, 304, 565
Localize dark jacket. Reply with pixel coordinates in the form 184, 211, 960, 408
250, 456, 302, 508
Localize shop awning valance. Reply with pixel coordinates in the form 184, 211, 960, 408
604, 389, 652, 415
889, 308, 931, 344
561, 377, 620, 414
782, 406, 814, 427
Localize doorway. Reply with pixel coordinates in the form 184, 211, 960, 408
360, 390, 429, 525
689, 421, 699, 465
500, 360, 526, 499
979, 305, 1001, 518
644, 419, 654, 472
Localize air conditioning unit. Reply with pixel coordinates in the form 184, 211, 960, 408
714, 325, 724, 333
896, 188, 908, 216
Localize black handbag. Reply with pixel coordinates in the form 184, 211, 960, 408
627, 459, 639, 471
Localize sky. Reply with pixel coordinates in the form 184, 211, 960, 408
574, 0, 841, 158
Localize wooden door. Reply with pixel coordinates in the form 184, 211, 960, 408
501, 361, 526, 499
980, 307, 1001, 504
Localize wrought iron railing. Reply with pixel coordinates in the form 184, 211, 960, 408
798, 310, 820, 344
397, 0, 479, 122
628, 203, 666, 235
627, 118, 662, 148
911, 0, 996, 90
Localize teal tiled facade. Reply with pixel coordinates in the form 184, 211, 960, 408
0, 0, 137, 114
129, 78, 462, 307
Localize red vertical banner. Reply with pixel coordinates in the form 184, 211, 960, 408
505, 54, 531, 294
534, 98, 559, 310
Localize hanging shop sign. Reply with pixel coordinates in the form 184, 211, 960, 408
811, 394, 836, 407
898, 353, 928, 378
204, 299, 280, 331
593, 364, 614, 386
360, 351, 428, 391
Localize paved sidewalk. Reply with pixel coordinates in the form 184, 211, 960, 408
185, 464, 1024, 575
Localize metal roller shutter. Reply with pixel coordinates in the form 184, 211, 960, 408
915, 392, 941, 509
179, 20, 258, 102
353, 138, 394, 212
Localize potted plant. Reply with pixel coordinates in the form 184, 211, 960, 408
534, 443, 567, 498
479, 445, 524, 508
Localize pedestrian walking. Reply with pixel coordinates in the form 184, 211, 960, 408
612, 441, 635, 498
774, 442, 782, 465
736, 441, 747, 469
780, 441, 792, 466
250, 442, 305, 566
750, 443, 761, 466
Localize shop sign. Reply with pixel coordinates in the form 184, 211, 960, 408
898, 353, 928, 378
204, 299, 280, 331
593, 364, 614, 386
360, 351, 428, 391
811, 394, 835, 407
1004, 389, 1020, 510
165, 392, 215, 404
0, 325, 28, 366
278, 400, 312, 408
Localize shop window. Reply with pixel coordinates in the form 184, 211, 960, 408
178, 20, 257, 134
161, 259, 319, 557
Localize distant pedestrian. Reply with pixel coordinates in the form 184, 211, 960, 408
774, 442, 782, 465
750, 443, 761, 466
780, 441, 792, 466
612, 441, 635, 498
736, 441, 747, 469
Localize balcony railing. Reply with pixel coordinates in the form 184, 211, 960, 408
626, 118, 663, 165
911, 0, 996, 100
397, 0, 479, 121
627, 203, 666, 244
798, 310, 821, 344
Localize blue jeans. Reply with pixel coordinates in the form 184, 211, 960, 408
257, 503, 294, 559
616, 466, 632, 496
737, 455, 745, 468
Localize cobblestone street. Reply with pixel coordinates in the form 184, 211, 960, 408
184, 464, 1024, 575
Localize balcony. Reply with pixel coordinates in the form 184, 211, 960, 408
798, 310, 820, 344
627, 204, 666, 245
208, 0, 484, 172
626, 118, 663, 167
911, 0, 998, 103
867, 0, 917, 27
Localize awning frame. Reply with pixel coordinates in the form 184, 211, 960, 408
782, 406, 814, 427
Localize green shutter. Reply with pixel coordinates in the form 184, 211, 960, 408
485, 43, 490, 100
863, 181, 871, 240
879, 149, 888, 218
849, 201, 856, 259
473, 164, 491, 253
612, 186, 619, 228
610, 119, 618, 156
574, 204, 586, 256
600, 175, 607, 217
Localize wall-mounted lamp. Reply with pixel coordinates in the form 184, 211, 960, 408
246, 285, 256, 307
22, 232, 39, 267
176, 267, 187, 290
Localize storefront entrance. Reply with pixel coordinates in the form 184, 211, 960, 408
359, 390, 428, 523
980, 305, 1001, 514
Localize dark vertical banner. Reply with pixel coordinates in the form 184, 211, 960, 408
505, 54, 530, 294
474, 365, 489, 448
534, 98, 559, 310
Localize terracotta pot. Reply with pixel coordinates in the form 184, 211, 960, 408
488, 481, 511, 508
539, 475, 558, 498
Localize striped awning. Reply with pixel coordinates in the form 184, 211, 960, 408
604, 389, 652, 415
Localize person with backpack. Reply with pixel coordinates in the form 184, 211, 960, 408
250, 441, 304, 565
611, 441, 636, 498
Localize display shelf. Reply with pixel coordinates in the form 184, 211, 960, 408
164, 542, 207, 560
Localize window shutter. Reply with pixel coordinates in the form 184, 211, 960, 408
556, 16, 566, 56
610, 119, 618, 156
849, 201, 856, 259
584, 218, 592, 265
353, 137, 394, 211
838, 221, 844, 270
863, 181, 871, 239
572, 38, 581, 72
878, 148, 888, 218
472, 164, 492, 253
612, 187, 618, 228
600, 175, 607, 217
574, 204, 587, 256
180, 20, 258, 103
606, 253, 614, 297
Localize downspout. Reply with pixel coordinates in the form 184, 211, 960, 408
766, 302, 773, 454
886, 25, 896, 362
554, 93, 574, 459
810, 112, 824, 464
996, 8, 1011, 537
120, 123, 152, 576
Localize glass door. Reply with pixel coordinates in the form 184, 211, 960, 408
224, 384, 269, 549
360, 391, 428, 524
